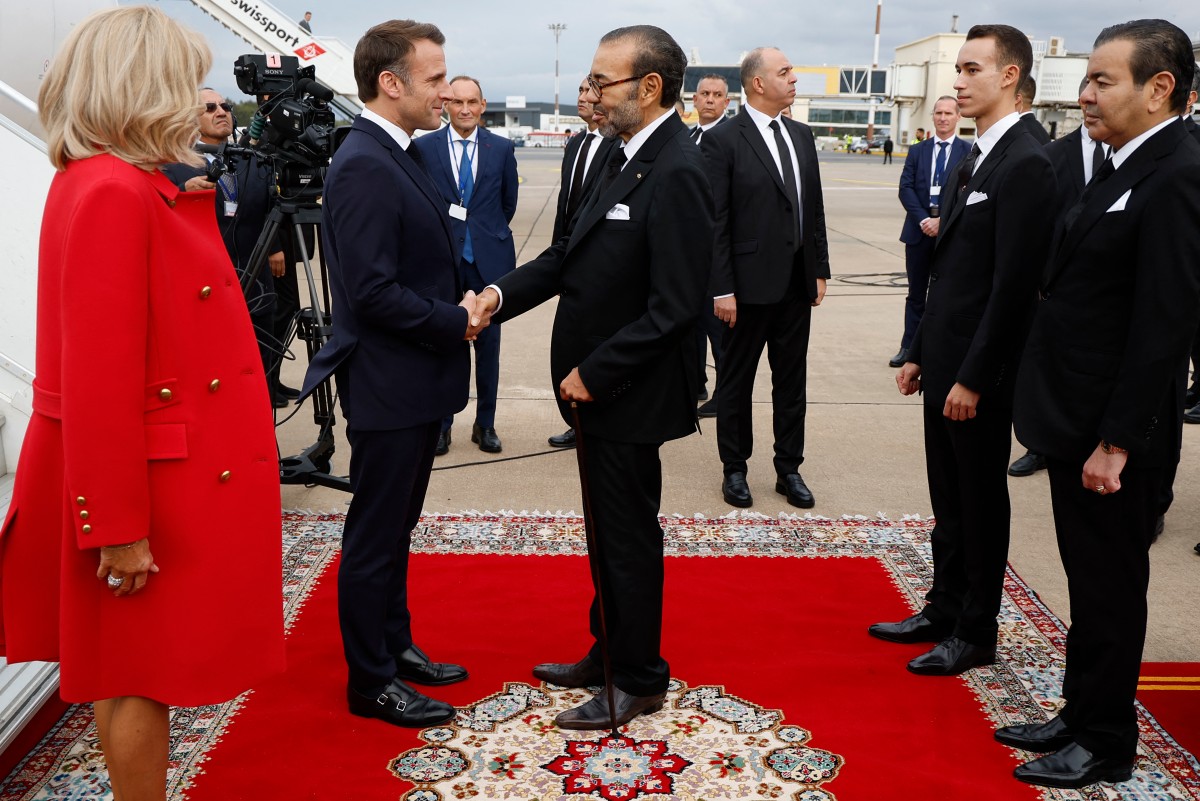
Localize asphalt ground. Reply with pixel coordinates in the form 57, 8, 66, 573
274, 146, 1199, 661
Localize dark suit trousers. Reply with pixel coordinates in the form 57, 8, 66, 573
340, 421, 440, 689
902, 237, 935, 349
694, 304, 725, 393
921, 396, 1012, 646
443, 260, 501, 430
716, 273, 812, 478
580, 433, 670, 696
1046, 459, 1158, 760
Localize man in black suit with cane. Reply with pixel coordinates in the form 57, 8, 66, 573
472, 24, 713, 730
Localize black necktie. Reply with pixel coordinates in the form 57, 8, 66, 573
566, 134, 595, 220
597, 146, 626, 196
769, 119, 801, 251
933, 141, 949, 186
690, 126, 703, 142
957, 143, 981, 192
405, 143, 424, 169
1090, 139, 1106, 184
1064, 155, 1115, 231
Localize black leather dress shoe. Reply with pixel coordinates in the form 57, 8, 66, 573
347, 679, 456, 728
1187, 385, 1200, 409
697, 386, 709, 401
472, 423, 502, 453
868, 612, 950, 644
697, 397, 718, 418
277, 383, 301, 399
1013, 742, 1134, 789
394, 645, 468, 686
556, 686, 667, 731
1185, 402, 1200, 424
1151, 514, 1164, 544
776, 474, 815, 508
906, 636, 995, 675
995, 716, 1073, 752
722, 472, 753, 508
435, 429, 451, 456
272, 393, 291, 409
888, 348, 909, 368
1008, 450, 1047, 476
532, 657, 604, 688
548, 428, 576, 448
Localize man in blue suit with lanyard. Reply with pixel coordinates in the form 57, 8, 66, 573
890, 96, 971, 368
416, 75, 519, 455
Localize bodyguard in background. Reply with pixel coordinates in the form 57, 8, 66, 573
703, 47, 831, 510
1017, 75, 1052, 144
1002, 20, 1200, 789
300, 19, 478, 728
416, 75, 518, 456
890, 96, 969, 368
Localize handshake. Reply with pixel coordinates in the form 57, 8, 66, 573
459, 287, 500, 341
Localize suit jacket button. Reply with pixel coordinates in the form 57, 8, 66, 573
159, 388, 173, 401
209, 379, 221, 392
76, 496, 87, 506
80, 510, 90, 520
220, 470, 232, 482
82, 524, 92, 534
930, 272, 939, 281
199, 286, 212, 299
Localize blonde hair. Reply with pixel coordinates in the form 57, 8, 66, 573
38, 5, 212, 170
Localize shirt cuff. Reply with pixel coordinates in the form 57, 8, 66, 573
486, 284, 504, 312
713, 293, 734, 300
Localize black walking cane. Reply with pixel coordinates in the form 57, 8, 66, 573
570, 401, 620, 738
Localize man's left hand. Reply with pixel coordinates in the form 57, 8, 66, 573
942, 382, 980, 421
1082, 444, 1127, 496
812, 278, 827, 307
559, 368, 593, 402
269, 251, 286, 278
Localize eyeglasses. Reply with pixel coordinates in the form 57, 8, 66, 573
204, 102, 234, 114
586, 74, 646, 98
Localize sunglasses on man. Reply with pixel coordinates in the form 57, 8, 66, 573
204, 102, 234, 113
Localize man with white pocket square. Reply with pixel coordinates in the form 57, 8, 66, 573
868, 24, 1057, 677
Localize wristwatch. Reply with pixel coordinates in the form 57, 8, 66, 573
1100, 440, 1127, 455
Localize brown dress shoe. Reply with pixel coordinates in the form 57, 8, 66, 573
555, 686, 667, 731
532, 658, 604, 688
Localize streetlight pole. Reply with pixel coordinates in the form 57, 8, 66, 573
866, 0, 882, 140
549, 23, 566, 133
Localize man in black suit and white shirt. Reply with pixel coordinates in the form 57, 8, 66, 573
701, 47, 830, 510
1000, 21, 1200, 789
473, 25, 713, 730
546, 78, 617, 449
1017, 75, 1052, 144
868, 24, 1057, 677
690, 73, 730, 416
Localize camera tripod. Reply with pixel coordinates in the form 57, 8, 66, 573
242, 198, 350, 493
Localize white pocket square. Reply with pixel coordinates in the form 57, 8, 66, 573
606, 203, 631, 220
966, 191, 989, 205
1106, 189, 1131, 212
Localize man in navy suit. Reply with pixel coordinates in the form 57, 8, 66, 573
890, 96, 970, 368
416, 76, 519, 455
301, 19, 478, 728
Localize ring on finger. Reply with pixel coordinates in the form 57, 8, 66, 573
106, 574, 124, 588
1094, 484, 1106, 494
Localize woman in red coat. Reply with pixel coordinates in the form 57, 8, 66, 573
0, 7, 285, 798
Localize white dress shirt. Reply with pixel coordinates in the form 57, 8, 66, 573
361, 107, 413, 151
569, 129, 604, 194
969, 111, 1022, 174
447, 126, 479, 189
1110, 116, 1177, 170
1078, 123, 1109, 185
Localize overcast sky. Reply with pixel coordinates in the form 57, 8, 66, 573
148, 0, 1200, 104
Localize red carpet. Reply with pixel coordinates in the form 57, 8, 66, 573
1139, 662, 1200, 764
2, 513, 1197, 801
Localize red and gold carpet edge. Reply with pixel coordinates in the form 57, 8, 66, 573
0, 511, 1196, 801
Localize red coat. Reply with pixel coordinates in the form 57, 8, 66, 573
0, 154, 285, 706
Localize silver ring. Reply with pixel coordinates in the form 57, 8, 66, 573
106, 575, 124, 588
1094, 484, 1106, 494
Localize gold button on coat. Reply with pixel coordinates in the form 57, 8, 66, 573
159, 388, 172, 401
82, 524, 92, 534
199, 286, 212, 299
219, 470, 231, 482
209, 379, 221, 392
80, 510, 90, 520
76, 496, 87, 506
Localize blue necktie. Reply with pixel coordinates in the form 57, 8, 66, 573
933, 141, 949, 186
458, 139, 474, 263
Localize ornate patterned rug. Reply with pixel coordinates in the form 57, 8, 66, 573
1, 512, 1197, 801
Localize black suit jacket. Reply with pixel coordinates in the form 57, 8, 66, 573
908, 120, 1058, 401
702, 106, 830, 304
301, 116, 469, 429
1044, 127, 1086, 211
1020, 113, 1052, 145
1015, 119, 1200, 464
494, 113, 714, 443
553, 130, 617, 243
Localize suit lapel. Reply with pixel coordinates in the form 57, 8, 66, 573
582, 136, 616, 195
940, 124, 1021, 238
1044, 122, 1186, 286
433, 127, 458, 200
354, 117, 454, 246
1065, 130, 1086, 194
471, 128, 490, 202
736, 109, 787, 196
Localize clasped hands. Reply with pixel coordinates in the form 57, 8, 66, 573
459, 288, 497, 341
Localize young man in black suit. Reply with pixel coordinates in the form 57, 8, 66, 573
869, 24, 1057, 676
1000, 20, 1200, 789
300, 19, 478, 728
546, 77, 617, 450
701, 47, 831, 510
473, 25, 713, 731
